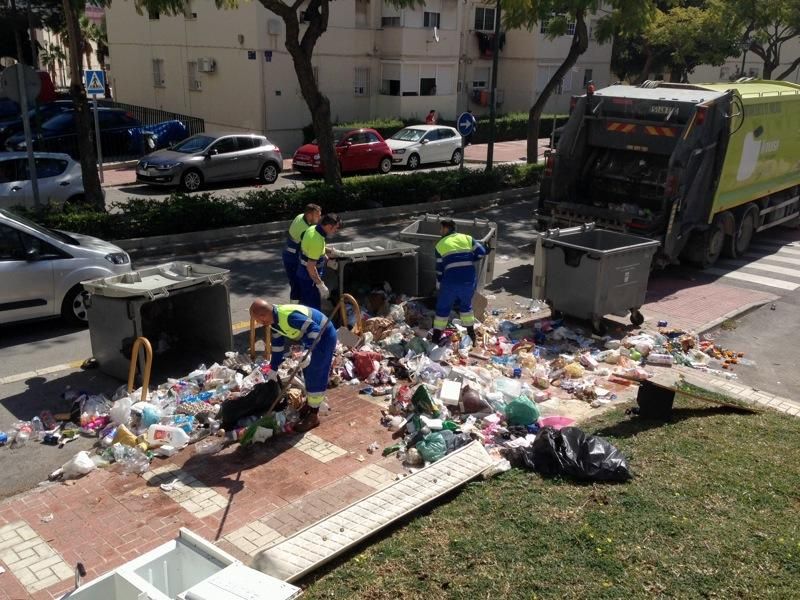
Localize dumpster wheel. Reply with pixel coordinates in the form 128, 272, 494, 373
630, 309, 645, 327
591, 317, 607, 336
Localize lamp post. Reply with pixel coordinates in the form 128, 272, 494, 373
739, 37, 752, 77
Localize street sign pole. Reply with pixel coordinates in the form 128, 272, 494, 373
85, 70, 106, 183
9, 0, 40, 207
14, 65, 41, 206
456, 111, 475, 174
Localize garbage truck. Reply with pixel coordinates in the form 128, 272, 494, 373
536, 79, 800, 267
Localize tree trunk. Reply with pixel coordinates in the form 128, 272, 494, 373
62, 0, 103, 210
636, 47, 655, 84
527, 11, 589, 164
289, 51, 340, 187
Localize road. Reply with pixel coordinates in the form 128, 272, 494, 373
103, 162, 466, 207
2, 198, 800, 498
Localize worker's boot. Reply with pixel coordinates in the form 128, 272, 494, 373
294, 406, 320, 433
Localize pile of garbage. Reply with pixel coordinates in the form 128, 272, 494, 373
1, 294, 747, 485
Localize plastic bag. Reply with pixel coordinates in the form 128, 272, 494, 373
504, 395, 540, 426
352, 351, 383, 379
416, 432, 447, 463
61, 451, 97, 480
109, 397, 132, 426
112, 443, 150, 475
411, 385, 438, 415
506, 426, 632, 482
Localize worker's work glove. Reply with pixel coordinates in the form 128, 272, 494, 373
327, 247, 340, 258
299, 354, 312, 370
316, 282, 330, 300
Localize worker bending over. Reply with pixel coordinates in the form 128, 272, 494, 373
283, 203, 321, 303
249, 299, 337, 432
297, 213, 343, 309
433, 219, 487, 344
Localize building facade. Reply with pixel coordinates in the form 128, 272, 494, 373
105, 0, 612, 152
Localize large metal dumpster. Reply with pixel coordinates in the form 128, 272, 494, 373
542, 226, 659, 332
398, 214, 497, 296
83, 262, 233, 381
325, 239, 419, 298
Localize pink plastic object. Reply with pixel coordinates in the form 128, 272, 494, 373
538, 416, 576, 430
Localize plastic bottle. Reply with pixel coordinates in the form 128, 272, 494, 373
146, 424, 190, 448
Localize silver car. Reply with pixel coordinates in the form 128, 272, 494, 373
0, 209, 131, 326
136, 132, 283, 191
0, 152, 91, 209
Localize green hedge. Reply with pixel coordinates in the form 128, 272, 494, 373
20, 164, 543, 240
303, 114, 569, 145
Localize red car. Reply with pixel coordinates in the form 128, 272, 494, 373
292, 127, 393, 175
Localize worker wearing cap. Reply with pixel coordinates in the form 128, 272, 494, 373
296, 213, 343, 310
432, 219, 487, 344
283, 203, 321, 303
249, 299, 337, 432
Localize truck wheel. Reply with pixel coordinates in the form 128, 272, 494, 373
702, 220, 726, 267
725, 206, 758, 258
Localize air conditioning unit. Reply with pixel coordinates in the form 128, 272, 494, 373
267, 18, 281, 34
193, 80, 202, 90
197, 57, 216, 73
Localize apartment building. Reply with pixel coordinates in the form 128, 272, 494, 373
105, 0, 612, 152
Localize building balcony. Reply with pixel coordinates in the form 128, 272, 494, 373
378, 26, 459, 58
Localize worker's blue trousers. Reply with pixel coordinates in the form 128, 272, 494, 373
434, 281, 476, 330
303, 320, 337, 405
282, 250, 300, 302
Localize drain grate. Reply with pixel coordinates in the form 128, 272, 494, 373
257, 442, 493, 582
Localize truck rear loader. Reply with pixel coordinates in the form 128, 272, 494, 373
537, 79, 800, 267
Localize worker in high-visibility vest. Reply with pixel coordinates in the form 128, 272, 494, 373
296, 213, 343, 309
283, 203, 321, 303
432, 219, 487, 344
249, 299, 337, 432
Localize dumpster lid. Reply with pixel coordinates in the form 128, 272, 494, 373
83, 262, 229, 298
329, 239, 418, 259
183, 563, 302, 600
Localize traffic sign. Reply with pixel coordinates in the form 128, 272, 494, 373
457, 112, 475, 136
85, 69, 106, 95
0, 64, 41, 104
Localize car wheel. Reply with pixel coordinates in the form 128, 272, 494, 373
260, 162, 279, 184
407, 153, 420, 170
61, 284, 89, 327
180, 169, 203, 192
451, 148, 463, 165
378, 157, 392, 174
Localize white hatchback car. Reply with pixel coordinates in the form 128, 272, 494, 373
0, 153, 92, 209
387, 125, 464, 169
0, 209, 132, 326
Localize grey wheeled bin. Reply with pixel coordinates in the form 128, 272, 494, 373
83, 262, 233, 381
542, 226, 659, 333
398, 214, 497, 297
325, 239, 420, 298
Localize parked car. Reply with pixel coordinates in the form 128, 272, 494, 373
5, 108, 145, 158
292, 128, 393, 175
0, 208, 131, 326
136, 132, 283, 191
0, 152, 95, 209
0, 101, 76, 148
387, 125, 463, 169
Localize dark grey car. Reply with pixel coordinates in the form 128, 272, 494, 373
136, 132, 283, 191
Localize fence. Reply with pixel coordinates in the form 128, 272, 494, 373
8, 101, 204, 164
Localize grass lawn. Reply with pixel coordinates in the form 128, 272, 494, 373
302, 396, 800, 599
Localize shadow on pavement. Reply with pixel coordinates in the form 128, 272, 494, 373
0, 319, 87, 348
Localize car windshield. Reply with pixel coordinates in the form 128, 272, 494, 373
40, 112, 75, 132
312, 129, 350, 146
171, 135, 216, 153
391, 128, 426, 142
0, 209, 77, 245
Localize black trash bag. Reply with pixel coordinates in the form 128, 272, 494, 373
217, 380, 282, 431
506, 426, 632, 482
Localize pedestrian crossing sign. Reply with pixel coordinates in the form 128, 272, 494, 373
84, 70, 105, 95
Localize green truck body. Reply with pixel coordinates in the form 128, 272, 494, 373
539, 80, 800, 266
